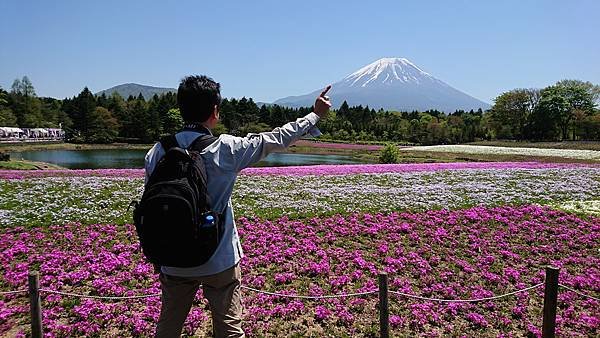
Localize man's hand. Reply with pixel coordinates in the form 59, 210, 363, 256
314, 85, 332, 118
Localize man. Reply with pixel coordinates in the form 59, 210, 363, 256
145, 75, 331, 337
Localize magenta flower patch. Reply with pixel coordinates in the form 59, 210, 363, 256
0, 205, 598, 336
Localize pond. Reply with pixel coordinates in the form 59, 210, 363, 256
9, 149, 363, 169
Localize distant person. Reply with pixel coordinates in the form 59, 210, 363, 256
144, 75, 331, 337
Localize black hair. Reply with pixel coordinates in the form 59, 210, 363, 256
177, 75, 221, 123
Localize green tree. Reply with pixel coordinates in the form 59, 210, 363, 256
0, 87, 17, 126
146, 94, 163, 140
10, 76, 43, 127
107, 93, 127, 137
212, 122, 228, 136
0, 87, 8, 105
238, 97, 259, 125
379, 143, 401, 164
69, 87, 97, 138
490, 89, 539, 140
258, 104, 270, 125
125, 97, 150, 141
96, 93, 109, 109
530, 86, 569, 140
338, 101, 350, 120
239, 122, 271, 135
0, 107, 17, 126
87, 107, 120, 143
163, 108, 184, 135
554, 80, 596, 140
220, 98, 242, 134
556, 79, 600, 104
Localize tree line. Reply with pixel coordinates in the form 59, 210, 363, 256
489, 80, 600, 141
1, 77, 598, 144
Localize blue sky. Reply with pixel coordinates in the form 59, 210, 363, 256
1, 0, 598, 104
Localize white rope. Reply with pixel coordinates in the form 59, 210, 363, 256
558, 284, 600, 302
389, 283, 544, 303
0, 289, 28, 296
241, 286, 378, 299
14, 281, 590, 306
39, 288, 161, 300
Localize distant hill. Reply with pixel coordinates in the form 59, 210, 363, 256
274, 57, 491, 112
95, 83, 176, 100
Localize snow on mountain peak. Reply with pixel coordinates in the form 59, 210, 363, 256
343, 57, 432, 88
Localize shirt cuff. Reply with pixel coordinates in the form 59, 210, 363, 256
305, 112, 320, 126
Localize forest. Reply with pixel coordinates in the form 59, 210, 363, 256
1, 77, 598, 144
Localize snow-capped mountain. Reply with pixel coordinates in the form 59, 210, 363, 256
273, 58, 490, 112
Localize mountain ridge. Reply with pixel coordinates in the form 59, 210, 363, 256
95, 83, 176, 100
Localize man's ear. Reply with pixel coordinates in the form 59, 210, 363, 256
213, 105, 219, 120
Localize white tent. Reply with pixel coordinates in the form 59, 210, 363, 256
0, 127, 24, 133
0, 127, 24, 137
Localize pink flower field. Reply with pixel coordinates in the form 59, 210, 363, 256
1, 206, 598, 336
0, 161, 597, 179
0, 162, 599, 336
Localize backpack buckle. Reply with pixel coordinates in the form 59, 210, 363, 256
128, 200, 138, 212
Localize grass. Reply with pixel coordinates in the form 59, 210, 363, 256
0, 160, 64, 170
467, 140, 600, 151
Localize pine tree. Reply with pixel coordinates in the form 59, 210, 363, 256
70, 87, 97, 139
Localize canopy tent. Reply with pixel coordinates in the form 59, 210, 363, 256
0, 127, 24, 133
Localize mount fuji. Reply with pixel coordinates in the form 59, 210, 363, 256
273, 58, 490, 112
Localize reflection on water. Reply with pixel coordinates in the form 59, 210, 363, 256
10, 149, 362, 169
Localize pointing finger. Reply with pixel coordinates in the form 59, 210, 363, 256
320, 85, 332, 97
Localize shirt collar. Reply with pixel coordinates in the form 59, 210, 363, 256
182, 123, 213, 135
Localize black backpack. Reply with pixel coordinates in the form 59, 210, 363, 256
131, 133, 221, 268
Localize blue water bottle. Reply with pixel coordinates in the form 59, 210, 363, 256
202, 214, 215, 228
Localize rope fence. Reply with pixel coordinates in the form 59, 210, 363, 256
558, 284, 600, 302
1, 267, 598, 338
0, 282, 551, 302
38, 289, 161, 300
0, 289, 28, 296
241, 286, 378, 299
388, 283, 545, 303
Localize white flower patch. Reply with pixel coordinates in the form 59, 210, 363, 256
2, 167, 600, 228
0, 177, 142, 228
407, 145, 600, 160
554, 200, 600, 216
233, 168, 600, 218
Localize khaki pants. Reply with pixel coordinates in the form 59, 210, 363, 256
155, 264, 245, 338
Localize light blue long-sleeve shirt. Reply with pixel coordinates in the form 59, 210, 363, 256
144, 113, 320, 276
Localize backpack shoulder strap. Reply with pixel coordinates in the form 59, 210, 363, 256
159, 135, 179, 151
189, 134, 218, 152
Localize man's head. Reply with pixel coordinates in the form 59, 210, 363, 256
177, 75, 221, 127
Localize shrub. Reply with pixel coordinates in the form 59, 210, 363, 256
379, 143, 400, 163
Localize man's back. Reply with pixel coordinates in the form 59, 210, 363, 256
144, 112, 321, 276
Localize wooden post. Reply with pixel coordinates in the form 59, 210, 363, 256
379, 272, 389, 338
542, 266, 559, 338
28, 271, 43, 338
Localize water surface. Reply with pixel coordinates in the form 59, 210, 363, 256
10, 149, 362, 169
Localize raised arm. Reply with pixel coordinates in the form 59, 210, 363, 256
227, 85, 332, 172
